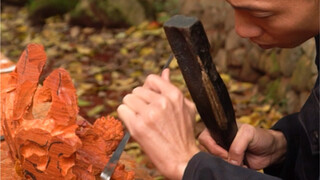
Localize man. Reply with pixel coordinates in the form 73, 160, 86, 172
117, 0, 319, 179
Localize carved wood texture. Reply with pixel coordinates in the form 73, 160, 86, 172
1, 44, 134, 180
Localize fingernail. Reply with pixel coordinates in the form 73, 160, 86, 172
229, 159, 238, 165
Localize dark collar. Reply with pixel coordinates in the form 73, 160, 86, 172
315, 34, 319, 71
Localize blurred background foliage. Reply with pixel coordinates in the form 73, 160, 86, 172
1, 0, 317, 178
3, 0, 180, 26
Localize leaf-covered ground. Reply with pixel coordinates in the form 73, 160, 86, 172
1, 5, 284, 179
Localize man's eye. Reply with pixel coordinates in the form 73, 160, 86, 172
251, 12, 273, 18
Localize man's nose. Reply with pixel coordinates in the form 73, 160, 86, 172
234, 12, 263, 38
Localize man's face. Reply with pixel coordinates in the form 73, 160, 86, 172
226, 0, 319, 49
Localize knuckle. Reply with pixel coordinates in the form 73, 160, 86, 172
187, 101, 197, 113
198, 129, 207, 141
129, 118, 146, 138
198, 134, 206, 145
191, 102, 196, 110
169, 89, 183, 101
145, 74, 157, 82
232, 147, 244, 156
122, 94, 134, 104
157, 96, 170, 109
129, 128, 139, 139
132, 86, 142, 94
239, 124, 255, 136
240, 123, 252, 129
198, 129, 212, 146
146, 108, 159, 121
122, 94, 130, 103
116, 104, 125, 113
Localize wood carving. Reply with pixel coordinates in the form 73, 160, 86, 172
1, 44, 134, 180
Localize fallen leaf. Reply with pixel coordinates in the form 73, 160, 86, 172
87, 105, 105, 117
78, 99, 92, 107
76, 45, 93, 56
139, 47, 154, 56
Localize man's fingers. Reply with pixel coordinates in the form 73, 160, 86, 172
161, 68, 170, 82
142, 73, 185, 105
228, 124, 255, 166
198, 128, 228, 159
143, 74, 174, 94
117, 104, 137, 130
132, 87, 162, 104
184, 98, 196, 114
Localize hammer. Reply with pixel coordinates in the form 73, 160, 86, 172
164, 15, 238, 150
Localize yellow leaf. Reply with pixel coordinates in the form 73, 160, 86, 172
144, 29, 163, 36
105, 99, 119, 107
94, 73, 104, 84
171, 73, 184, 84
82, 27, 95, 34
143, 60, 158, 72
137, 21, 149, 30
106, 39, 116, 45
139, 47, 154, 56
237, 116, 252, 124
78, 99, 92, 107
125, 41, 143, 49
115, 32, 126, 39
111, 71, 120, 79
195, 113, 201, 122
70, 26, 80, 38
87, 105, 104, 117
46, 47, 59, 58
109, 111, 118, 117
131, 31, 143, 39
169, 58, 179, 69
17, 25, 28, 33
250, 112, 263, 127
107, 78, 139, 91
255, 104, 271, 112
130, 70, 143, 78
77, 83, 94, 96
125, 26, 136, 35
69, 61, 83, 75
76, 46, 92, 55
59, 42, 73, 51
125, 142, 140, 149
220, 73, 231, 84
89, 34, 105, 45
120, 48, 128, 55
89, 66, 104, 75
130, 58, 143, 64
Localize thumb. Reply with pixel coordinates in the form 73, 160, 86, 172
198, 128, 228, 160
228, 124, 254, 166
161, 68, 170, 82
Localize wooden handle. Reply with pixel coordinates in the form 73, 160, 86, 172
164, 15, 237, 150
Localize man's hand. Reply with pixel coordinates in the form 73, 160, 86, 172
198, 124, 287, 170
117, 69, 200, 180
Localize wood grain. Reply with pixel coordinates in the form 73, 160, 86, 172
0, 44, 136, 180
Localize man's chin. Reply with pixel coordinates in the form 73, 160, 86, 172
250, 39, 275, 49
258, 44, 274, 49
256, 42, 301, 49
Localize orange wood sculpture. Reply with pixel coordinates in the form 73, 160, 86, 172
1, 44, 134, 180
